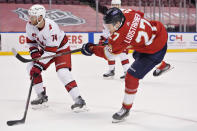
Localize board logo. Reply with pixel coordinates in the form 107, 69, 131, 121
13, 8, 85, 26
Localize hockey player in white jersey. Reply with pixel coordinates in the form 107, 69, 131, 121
100, 0, 171, 78
26, 4, 86, 111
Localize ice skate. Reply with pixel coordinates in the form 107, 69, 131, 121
103, 70, 115, 79
112, 107, 130, 123
31, 90, 48, 110
71, 96, 88, 113
153, 62, 171, 76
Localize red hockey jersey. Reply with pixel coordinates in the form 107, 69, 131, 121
92, 9, 168, 60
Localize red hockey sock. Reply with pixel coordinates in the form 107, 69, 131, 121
158, 61, 166, 70
121, 59, 129, 65
65, 80, 77, 92
123, 103, 133, 109
108, 60, 115, 65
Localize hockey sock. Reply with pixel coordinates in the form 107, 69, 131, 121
157, 61, 166, 70
123, 73, 139, 110
108, 60, 115, 71
57, 68, 80, 101
65, 80, 80, 101
121, 59, 130, 73
33, 75, 44, 95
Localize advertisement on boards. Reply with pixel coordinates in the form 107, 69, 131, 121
1, 33, 28, 52
0, 32, 88, 52
1, 32, 197, 54
168, 33, 197, 49
66, 33, 88, 50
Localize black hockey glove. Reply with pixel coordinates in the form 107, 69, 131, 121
81, 43, 94, 56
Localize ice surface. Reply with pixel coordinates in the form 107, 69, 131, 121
1, 52, 197, 131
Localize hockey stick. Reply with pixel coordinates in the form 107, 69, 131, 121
12, 42, 108, 63
12, 48, 82, 63
7, 77, 34, 126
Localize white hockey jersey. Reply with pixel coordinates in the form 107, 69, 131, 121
26, 18, 68, 64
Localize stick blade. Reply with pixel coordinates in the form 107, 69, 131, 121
11, 48, 32, 63
7, 120, 25, 126
11, 48, 18, 56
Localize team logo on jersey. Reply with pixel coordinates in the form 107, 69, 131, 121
13, 8, 85, 26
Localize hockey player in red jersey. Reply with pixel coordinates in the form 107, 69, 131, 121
26, 4, 87, 111
81, 7, 169, 122
99, 0, 170, 78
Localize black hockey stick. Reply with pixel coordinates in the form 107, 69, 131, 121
7, 77, 34, 126
12, 48, 82, 63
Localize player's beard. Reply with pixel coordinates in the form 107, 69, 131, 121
32, 21, 38, 26
29, 17, 44, 28
28, 19, 38, 26
35, 18, 44, 28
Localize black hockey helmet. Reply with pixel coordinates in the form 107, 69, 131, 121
103, 7, 125, 26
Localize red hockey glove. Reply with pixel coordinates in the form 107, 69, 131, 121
39, 49, 44, 56
30, 62, 45, 78
98, 36, 107, 45
29, 47, 41, 59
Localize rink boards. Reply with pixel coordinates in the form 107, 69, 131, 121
0, 32, 197, 55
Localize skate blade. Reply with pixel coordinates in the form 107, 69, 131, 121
154, 66, 174, 77
31, 103, 49, 110
112, 118, 126, 123
103, 76, 114, 80
165, 66, 174, 73
160, 66, 174, 75
72, 106, 89, 113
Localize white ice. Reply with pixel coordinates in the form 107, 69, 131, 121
0, 52, 197, 131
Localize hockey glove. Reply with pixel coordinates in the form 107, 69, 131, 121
81, 43, 94, 56
29, 47, 41, 59
99, 36, 107, 45
30, 62, 45, 78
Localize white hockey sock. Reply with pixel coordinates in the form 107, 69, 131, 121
33, 82, 44, 95
122, 63, 130, 73
57, 68, 81, 102
109, 65, 115, 71
69, 87, 80, 102
123, 93, 136, 106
